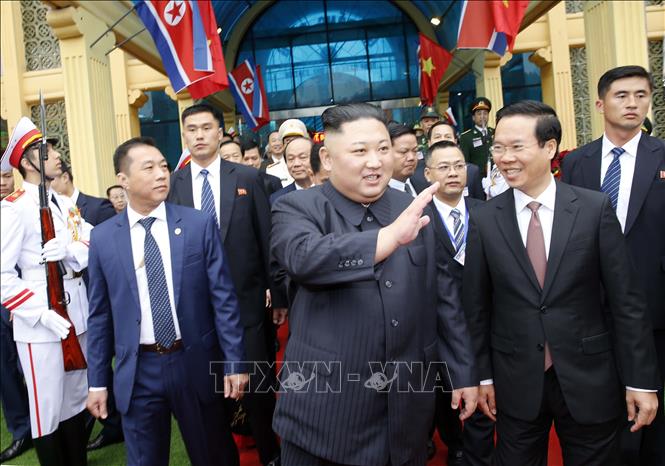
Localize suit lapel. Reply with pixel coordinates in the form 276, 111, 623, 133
430, 201, 456, 256
219, 160, 237, 242
541, 183, 578, 303
166, 204, 184, 310
174, 165, 195, 208
580, 138, 603, 191
76, 193, 88, 219
494, 190, 541, 293
114, 212, 141, 312
625, 135, 660, 235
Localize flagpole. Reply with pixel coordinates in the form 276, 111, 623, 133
90, 5, 137, 49
105, 28, 147, 56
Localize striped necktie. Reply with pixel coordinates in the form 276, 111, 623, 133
138, 217, 177, 349
200, 169, 219, 226
601, 147, 624, 210
450, 208, 464, 251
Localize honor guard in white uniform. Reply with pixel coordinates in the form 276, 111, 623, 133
1, 117, 91, 466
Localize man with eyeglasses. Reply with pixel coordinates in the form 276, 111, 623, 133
424, 140, 486, 465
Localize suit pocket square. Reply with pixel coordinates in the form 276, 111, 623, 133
237, 188, 247, 196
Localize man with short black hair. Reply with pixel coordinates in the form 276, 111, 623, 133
86, 136, 247, 466
272, 102, 477, 465
562, 65, 665, 465
387, 122, 419, 197
242, 140, 282, 197
106, 185, 127, 214
219, 140, 244, 164
466, 100, 659, 465
169, 103, 282, 466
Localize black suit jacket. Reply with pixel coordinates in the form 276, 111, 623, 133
76, 192, 116, 226
430, 197, 484, 289
269, 181, 297, 205
271, 183, 475, 465
168, 160, 278, 325
561, 134, 665, 329
411, 160, 485, 200
463, 182, 659, 424
259, 171, 283, 198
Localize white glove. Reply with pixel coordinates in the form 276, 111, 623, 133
41, 237, 68, 262
39, 310, 71, 339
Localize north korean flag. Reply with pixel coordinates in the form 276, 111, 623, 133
134, 0, 228, 98
228, 60, 270, 131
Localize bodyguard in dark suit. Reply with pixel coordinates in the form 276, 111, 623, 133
465, 101, 660, 466
86, 137, 248, 466
271, 103, 478, 466
424, 141, 489, 466
168, 104, 281, 465
561, 65, 665, 466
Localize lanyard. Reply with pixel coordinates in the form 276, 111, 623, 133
438, 207, 469, 248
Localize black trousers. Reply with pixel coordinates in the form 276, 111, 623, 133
431, 390, 463, 452
281, 440, 427, 466
462, 410, 495, 466
619, 330, 665, 466
494, 368, 620, 466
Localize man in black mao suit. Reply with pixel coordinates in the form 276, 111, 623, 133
424, 140, 489, 466
167, 104, 281, 466
271, 103, 478, 466
464, 100, 660, 466
561, 65, 665, 466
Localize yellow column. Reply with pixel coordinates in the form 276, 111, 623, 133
165, 86, 193, 151
436, 91, 450, 116
223, 111, 237, 134
529, 3, 577, 150
583, 1, 650, 138
110, 49, 147, 144
47, 7, 117, 197
475, 52, 509, 128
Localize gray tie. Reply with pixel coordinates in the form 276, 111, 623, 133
138, 217, 177, 348
404, 183, 414, 196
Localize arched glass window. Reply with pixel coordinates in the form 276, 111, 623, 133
236, 0, 419, 111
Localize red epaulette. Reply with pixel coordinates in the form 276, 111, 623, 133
4, 188, 25, 203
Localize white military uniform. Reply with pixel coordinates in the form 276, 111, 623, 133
0, 181, 92, 438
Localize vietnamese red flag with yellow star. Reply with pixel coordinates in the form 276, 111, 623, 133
491, 0, 530, 51
418, 33, 452, 106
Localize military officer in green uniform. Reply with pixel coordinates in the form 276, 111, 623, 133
459, 97, 494, 177
417, 106, 441, 155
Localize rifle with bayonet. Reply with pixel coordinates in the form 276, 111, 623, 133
38, 90, 87, 371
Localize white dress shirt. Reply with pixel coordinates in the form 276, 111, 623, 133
70, 187, 80, 205
513, 175, 556, 258
600, 131, 640, 233
126, 202, 181, 345
266, 157, 293, 187
481, 175, 652, 392
190, 156, 221, 225
388, 178, 417, 198
432, 195, 467, 245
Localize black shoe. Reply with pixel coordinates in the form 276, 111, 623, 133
86, 432, 124, 451
266, 455, 281, 466
426, 439, 436, 460
447, 448, 465, 466
0, 437, 33, 462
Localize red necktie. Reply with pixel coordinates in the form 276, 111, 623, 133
526, 202, 552, 371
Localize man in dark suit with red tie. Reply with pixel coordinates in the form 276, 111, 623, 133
561, 65, 665, 466
464, 101, 660, 465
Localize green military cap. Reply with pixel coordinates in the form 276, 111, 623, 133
470, 97, 492, 114
419, 106, 440, 120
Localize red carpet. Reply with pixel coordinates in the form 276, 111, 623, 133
236, 324, 564, 466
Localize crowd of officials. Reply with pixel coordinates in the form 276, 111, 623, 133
0, 64, 663, 466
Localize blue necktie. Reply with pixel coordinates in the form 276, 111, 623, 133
451, 208, 464, 251
138, 217, 177, 348
601, 147, 624, 210
200, 169, 219, 226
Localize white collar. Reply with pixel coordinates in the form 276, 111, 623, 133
601, 131, 641, 159
433, 195, 466, 219
71, 187, 80, 204
514, 175, 557, 213
190, 156, 221, 178
126, 202, 167, 228
475, 125, 487, 133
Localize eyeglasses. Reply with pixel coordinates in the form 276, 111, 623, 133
489, 143, 540, 156
427, 163, 467, 173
